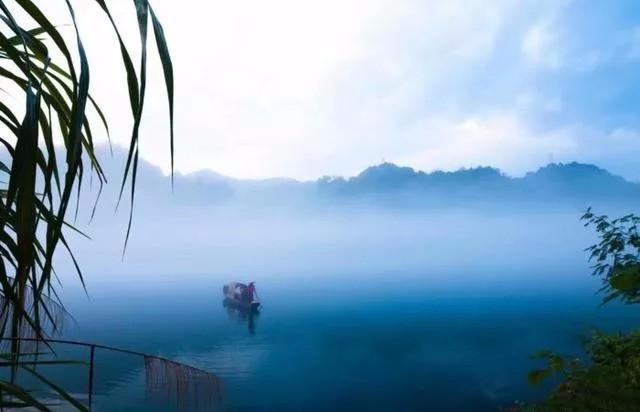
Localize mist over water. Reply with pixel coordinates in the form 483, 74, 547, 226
48, 148, 640, 411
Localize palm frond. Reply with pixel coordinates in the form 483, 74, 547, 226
0, 0, 178, 409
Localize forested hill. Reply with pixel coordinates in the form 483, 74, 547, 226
14, 146, 637, 212
312, 162, 638, 207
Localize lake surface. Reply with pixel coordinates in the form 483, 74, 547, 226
33, 270, 635, 412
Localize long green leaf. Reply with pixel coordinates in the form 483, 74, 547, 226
21, 365, 89, 412
150, 6, 174, 182
0, 380, 50, 411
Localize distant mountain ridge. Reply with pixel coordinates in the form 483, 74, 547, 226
177, 159, 633, 187
311, 161, 638, 205
66, 147, 640, 211
322, 161, 628, 189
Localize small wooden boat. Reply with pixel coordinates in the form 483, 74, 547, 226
223, 297, 260, 313
223, 282, 260, 313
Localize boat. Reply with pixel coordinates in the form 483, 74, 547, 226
222, 282, 260, 313
223, 296, 260, 313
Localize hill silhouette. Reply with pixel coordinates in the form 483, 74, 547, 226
25, 145, 635, 214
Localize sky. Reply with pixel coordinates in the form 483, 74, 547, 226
53, 0, 640, 180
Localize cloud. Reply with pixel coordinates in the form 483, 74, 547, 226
23, 0, 640, 181
521, 20, 563, 70
389, 112, 576, 175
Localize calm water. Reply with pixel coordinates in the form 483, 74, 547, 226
22, 270, 630, 412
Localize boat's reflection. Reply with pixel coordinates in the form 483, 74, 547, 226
223, 298, 259, 334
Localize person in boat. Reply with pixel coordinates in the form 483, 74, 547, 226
241, 281, 256, 303
233, 282, 246, 300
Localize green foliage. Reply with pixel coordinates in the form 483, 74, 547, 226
0, 0, 174, 342
582, 209, 640, 305
530, 332, 640, 411
527, 350, 582, 386
528, 210, 640, 411
0, 0, 174, 409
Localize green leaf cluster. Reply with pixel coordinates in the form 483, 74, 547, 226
582, 209, 640, 305
527, 211, 640, 411
0, 0, 174, 409
530, 332, 640, 411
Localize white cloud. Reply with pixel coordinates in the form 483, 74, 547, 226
390, 113, 578, 176
521, 21, 563, 70
24, 0, 633, 180
69, 0, 527, 179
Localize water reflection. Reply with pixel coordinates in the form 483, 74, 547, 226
223, 298, 259, 334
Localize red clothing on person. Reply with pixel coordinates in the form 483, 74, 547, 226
242, 283, 256, 302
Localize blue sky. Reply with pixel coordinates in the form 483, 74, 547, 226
69, 0, 640, 180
